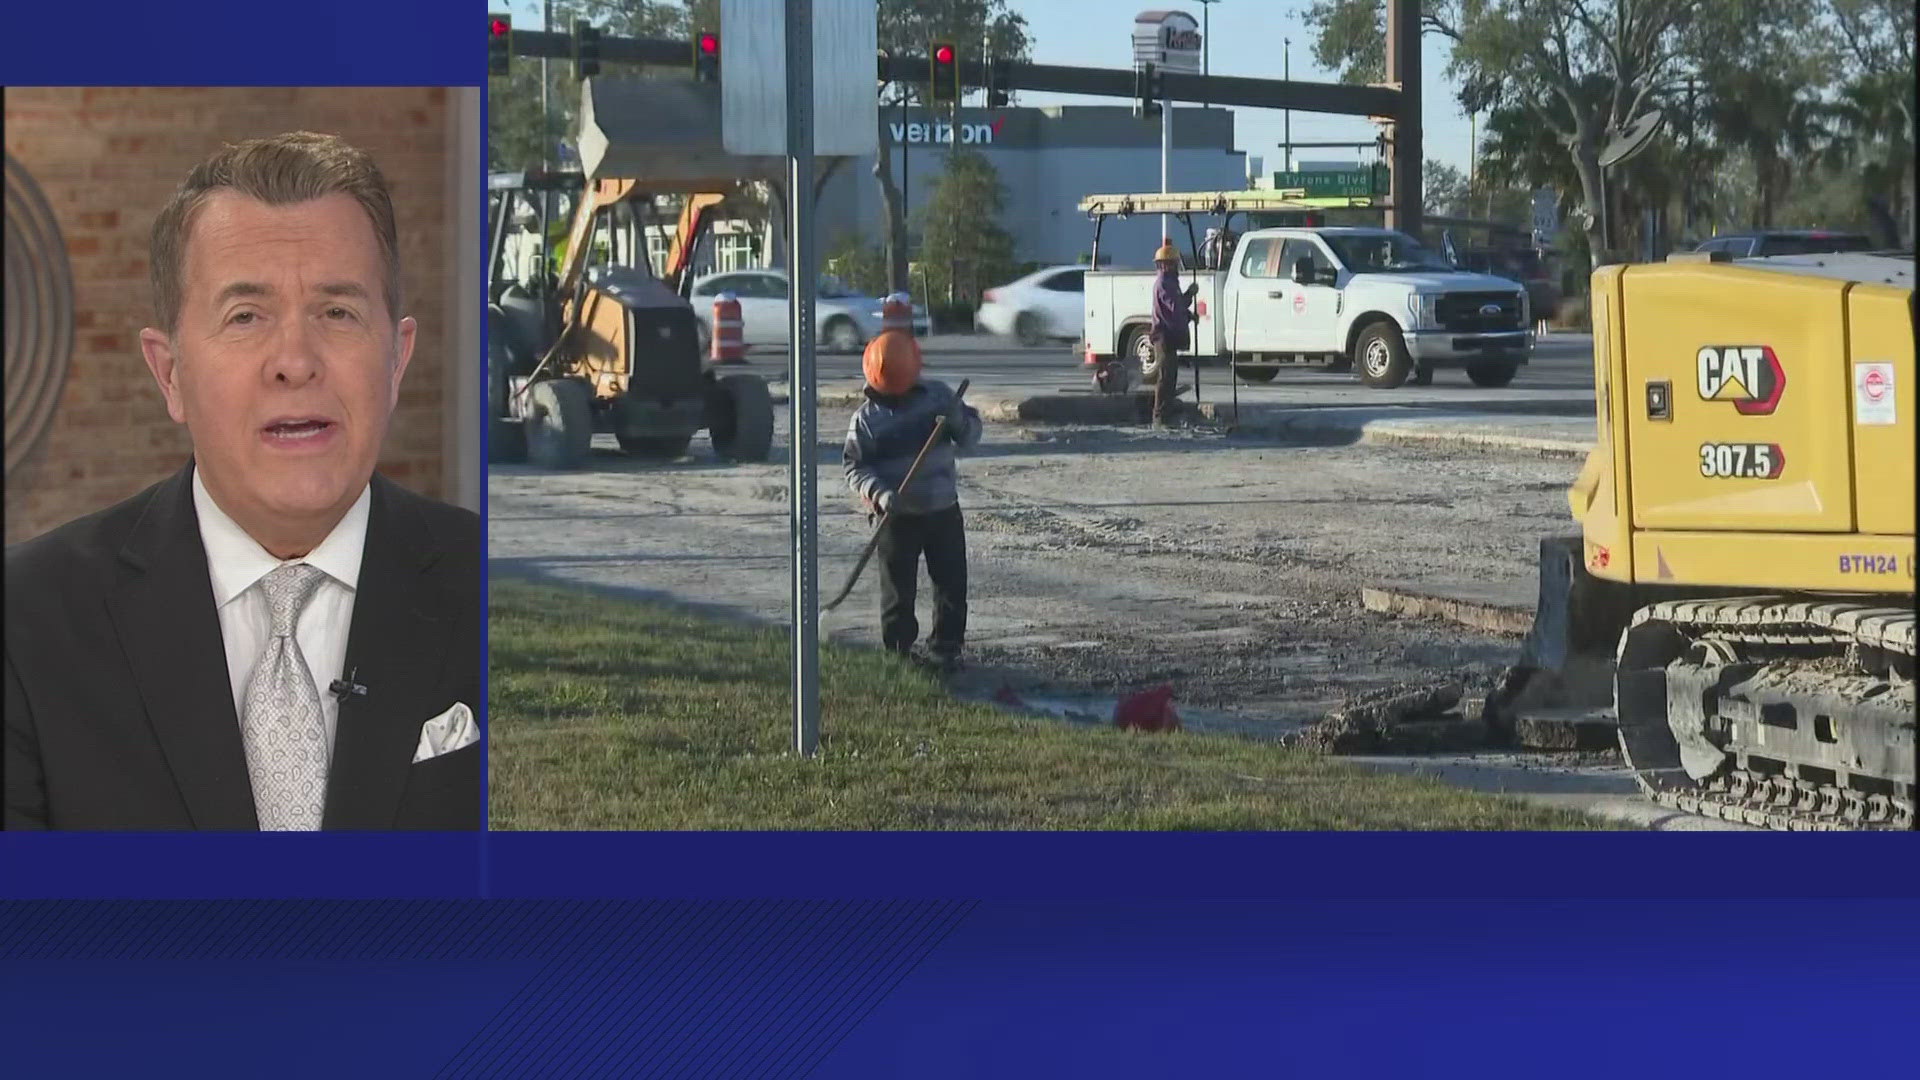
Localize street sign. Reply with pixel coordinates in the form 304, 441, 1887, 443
1270, 167, 1387, 198
1132, 10, 1202, 74
1531, 187, 1558, 240
720, 0, 878, 156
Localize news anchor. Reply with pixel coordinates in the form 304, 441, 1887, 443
4, 132, 481, 831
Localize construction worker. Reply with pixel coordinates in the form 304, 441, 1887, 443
1150, 239, 1198, 426
844, 297, 982, 673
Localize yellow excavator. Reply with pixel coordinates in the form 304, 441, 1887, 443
1517, 248, 1914, 830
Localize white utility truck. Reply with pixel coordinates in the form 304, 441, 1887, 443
1077, 191, 1535, 390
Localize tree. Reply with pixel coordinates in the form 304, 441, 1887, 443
1423, 160, 1468, 218
487, 0, 696, 172
914, 148, 1016, 316
1307, 1, 1809, 269
874, 1, 1033, 293
1822, 0, 1915, 242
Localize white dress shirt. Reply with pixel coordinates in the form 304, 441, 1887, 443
193, 469, 368, 763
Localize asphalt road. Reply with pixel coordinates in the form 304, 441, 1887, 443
764, 331, 1598, 413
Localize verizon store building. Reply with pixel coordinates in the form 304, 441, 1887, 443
812, 104, 1248, 269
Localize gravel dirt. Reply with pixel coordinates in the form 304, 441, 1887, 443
489, 406, 1583, 742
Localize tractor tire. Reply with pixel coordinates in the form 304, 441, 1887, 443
1235, 366, 1279, 384
708, 373, 775, 462
486, 339, 528, 463
525, 378, 593, 470
489, 417, 528, 464
1015, 310, 1046, 347
1466, 355, 1522, 387
1354, 321, 1414, 389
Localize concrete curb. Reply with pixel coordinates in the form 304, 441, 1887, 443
1359, 586, 1534, 636
767, 385, 1597, 460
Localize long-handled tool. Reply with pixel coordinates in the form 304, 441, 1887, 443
823, 378, 969, 613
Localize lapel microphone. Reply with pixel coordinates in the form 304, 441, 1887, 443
329, 668, 369, 701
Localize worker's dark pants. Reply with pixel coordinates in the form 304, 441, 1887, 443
876, 504, 968, 658
1152, 340, 1181, 424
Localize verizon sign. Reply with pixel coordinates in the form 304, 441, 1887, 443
889, 118, 1002, 145
1132, 10, 1202, 74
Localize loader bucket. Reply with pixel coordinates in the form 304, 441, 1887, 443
1484, 536, 1658, 736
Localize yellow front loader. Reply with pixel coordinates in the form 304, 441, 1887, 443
1515, 250, 1914, 830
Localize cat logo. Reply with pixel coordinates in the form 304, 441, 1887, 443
1697, 345, 1786, 415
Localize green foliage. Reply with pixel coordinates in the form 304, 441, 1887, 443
913, 148, 1016, 310
488, 578, 1611, 831
487, 0, 701, 173
1307, 0, 1914, 261
825, 230, 891, 297
879, 0, 1033, 105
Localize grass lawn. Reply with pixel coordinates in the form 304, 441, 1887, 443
488, 578, 1611, 831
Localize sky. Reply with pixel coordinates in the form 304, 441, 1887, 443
1005, 0, 1475, 177
495, 0, 1478, 176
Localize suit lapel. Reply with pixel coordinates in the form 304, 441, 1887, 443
105, 461, 261, 830
324, 475, 450, 829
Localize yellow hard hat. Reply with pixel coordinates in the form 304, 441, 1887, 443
1154, 241, 1179, 263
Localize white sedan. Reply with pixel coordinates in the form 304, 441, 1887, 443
975, 265, 1086, 346
689, 269, 928, 354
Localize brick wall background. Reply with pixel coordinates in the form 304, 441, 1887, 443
4, 86, 470, 545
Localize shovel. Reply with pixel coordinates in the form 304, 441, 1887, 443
823, 379, 969, 613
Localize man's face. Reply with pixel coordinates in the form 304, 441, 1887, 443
140, 191, 415, 541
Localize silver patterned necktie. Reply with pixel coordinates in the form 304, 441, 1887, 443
241, 563, 330, 831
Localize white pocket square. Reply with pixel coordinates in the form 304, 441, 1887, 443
413, 702, 478, 764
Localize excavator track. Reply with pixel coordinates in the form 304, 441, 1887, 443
1614, 596, 1915, 832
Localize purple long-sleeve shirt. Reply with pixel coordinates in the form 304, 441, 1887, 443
1151, 267, 1192, 350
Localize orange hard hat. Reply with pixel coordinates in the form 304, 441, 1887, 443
862, 330, 923, 395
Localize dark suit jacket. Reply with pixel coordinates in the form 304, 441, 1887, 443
4, 462, 482, 830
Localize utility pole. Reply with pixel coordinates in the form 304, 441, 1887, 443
1283, 37, 1291, 173
1196, 0, 1220, 109
1161, 73, 1172, 242
541, 0, 553, 172
1684, 76, 1695, 238
1383, 0, 1422, 237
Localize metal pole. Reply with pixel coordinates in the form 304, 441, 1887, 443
1283, 39, 1291, 173
1160, 85, 1172, 244
1684, 76, 1695, 238
541, 0, 553, 171
900, 93, 909, 264
785, 0, 820, 757
1198, 0, 1214, 109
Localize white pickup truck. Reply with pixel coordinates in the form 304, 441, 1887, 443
1083, 225, 1535, 389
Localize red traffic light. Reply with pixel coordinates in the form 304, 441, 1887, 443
699, 33, 719, 55
490, 17, 509, 36
934, 44, 954, 64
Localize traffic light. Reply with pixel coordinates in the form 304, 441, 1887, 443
573, 21, 601, 80
693, 31, 720, 83
929, 40, 958, 102
985, 55, 1009, 108
487, 13, 511, 78
1133, 62, 1161, 119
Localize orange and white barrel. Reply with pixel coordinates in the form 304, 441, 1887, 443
711, 292, 745, 364
881, 292, 914, 334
